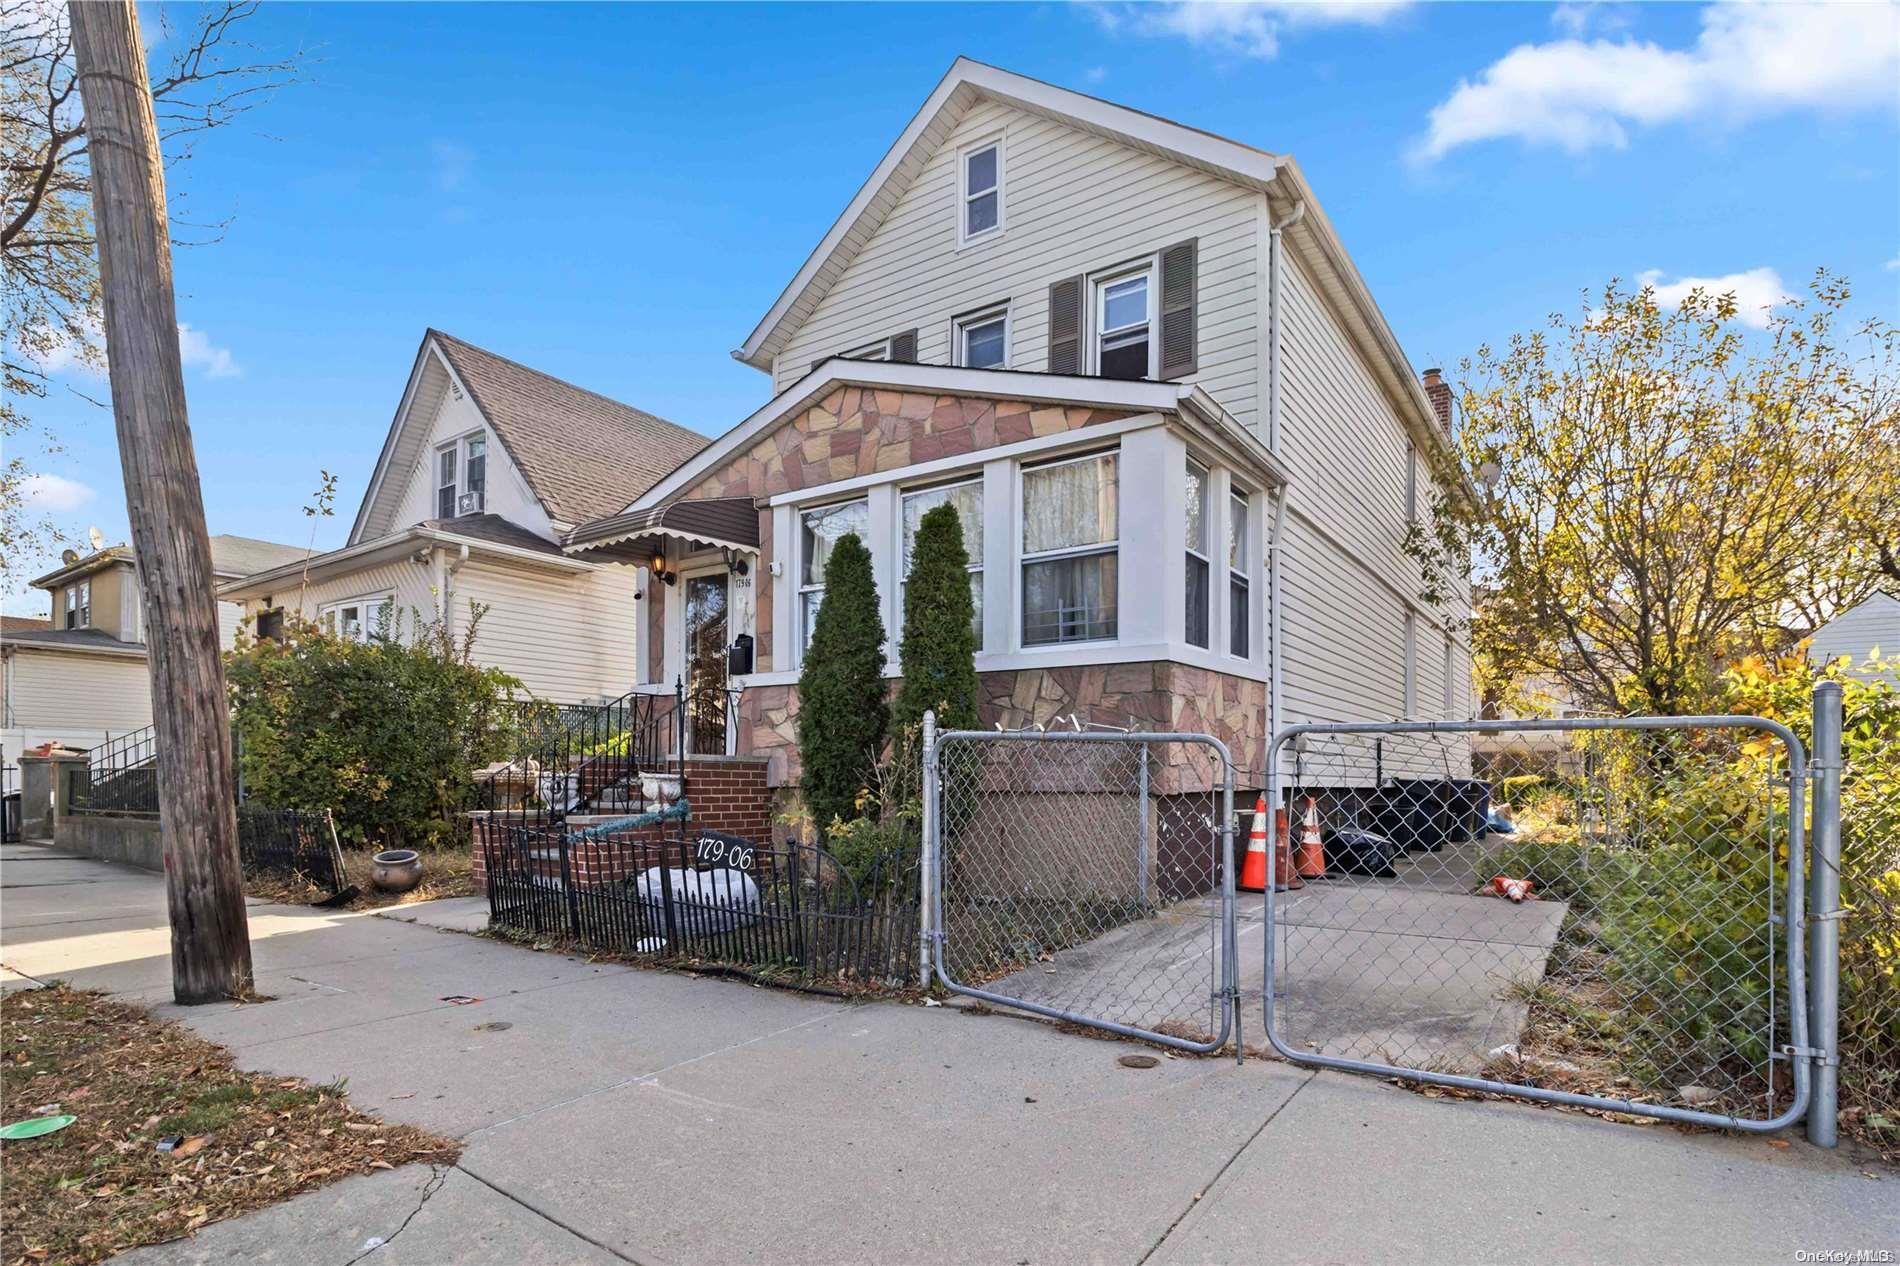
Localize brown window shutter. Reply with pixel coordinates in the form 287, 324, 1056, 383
1158, 238, 1198, 380
1047, 275, 1083, 375
888, 329, 918, 363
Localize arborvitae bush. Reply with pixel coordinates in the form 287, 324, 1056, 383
795, 532, 888, 837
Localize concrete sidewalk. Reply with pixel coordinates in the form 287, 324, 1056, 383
3, 842, 1893, 1265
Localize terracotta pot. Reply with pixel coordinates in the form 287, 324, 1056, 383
370, 848, 423, 893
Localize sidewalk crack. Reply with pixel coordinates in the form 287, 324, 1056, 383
347, 1162, 447, 1262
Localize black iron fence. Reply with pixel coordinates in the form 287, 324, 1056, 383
69, 725, 159, 816
236, 804, 348, 895
472, 684, 687, 830
484, 825, 921, 984
2, 763, 20, 844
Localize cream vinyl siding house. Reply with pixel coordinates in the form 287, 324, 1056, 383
727, 60, 1474, 758
221, 330, 706, 705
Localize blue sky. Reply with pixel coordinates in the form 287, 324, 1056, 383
11, 0, 1898, 614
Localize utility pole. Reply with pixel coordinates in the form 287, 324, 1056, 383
70, 0, 252, 1003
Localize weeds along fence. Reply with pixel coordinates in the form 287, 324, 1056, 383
1839, 728, 1899, 1156
484, 825, 921, 985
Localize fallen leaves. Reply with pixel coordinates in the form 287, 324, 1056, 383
1, 985, 461, 1266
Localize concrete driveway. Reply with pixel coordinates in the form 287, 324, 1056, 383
2, 842, 1893, 1266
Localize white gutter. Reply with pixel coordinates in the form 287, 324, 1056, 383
1266, 197, 1305, 786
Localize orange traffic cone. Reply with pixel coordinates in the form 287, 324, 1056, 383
1238, 797, 1270, 892
1273, 807, 1302, 892
1295, 796, 1328, 879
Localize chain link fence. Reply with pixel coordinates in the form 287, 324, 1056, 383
926, 727, 1236, 1053
1264, 716, 1810, 1131
1840, 731, 1899, 1157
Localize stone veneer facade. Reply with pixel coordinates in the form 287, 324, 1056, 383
651, 386, 1265, 795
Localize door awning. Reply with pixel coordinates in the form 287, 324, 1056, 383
563, 496, 759, 561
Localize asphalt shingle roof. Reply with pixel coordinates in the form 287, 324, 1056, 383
208, 534, 311, 578
428, 331, 711, 525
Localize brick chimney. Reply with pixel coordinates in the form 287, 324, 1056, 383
1421, 368, 1454, 436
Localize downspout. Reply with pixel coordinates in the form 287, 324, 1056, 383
1266, 197, 1305, 784
443, 544, 470, 642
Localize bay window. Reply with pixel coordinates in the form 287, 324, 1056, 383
902, 479, 984, 649
1185, 460, 1210, 649
1228, 487, 1250, 658
799, 499, 869, 655
1022, 451, 1118, 645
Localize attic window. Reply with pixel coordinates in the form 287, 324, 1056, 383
436, 434, 487, 518
960, 140, 1002, 245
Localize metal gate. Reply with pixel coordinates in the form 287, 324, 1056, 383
1262, 714, 1815, 1132
921, 716, 1239, 1054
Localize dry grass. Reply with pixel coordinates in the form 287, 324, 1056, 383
1, 986, 459, 1266
245, 848, 474, 911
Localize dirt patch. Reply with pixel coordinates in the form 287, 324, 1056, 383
0, 986, 459, 1266
246, 848, 474, 911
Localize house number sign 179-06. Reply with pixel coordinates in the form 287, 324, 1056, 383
693, 831, 757, 873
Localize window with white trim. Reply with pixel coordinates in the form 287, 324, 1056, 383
435, 433, 487, 519
1184, 460, 1210, 649
1228, 487, 1250, 658
798, 499, 869, 656
846, 340, 890, 361
1094, 268, 1153, 380
64, 580, 90, 630
1022, 451, 1118, 646
960, 140, 1001, 243
902, 478, 984, 650
955, 306, 1008, 370
321, 596, 394, 643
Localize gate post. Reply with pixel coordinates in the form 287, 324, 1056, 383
919, 710, 937, 989
1807, 681, 1843, 1148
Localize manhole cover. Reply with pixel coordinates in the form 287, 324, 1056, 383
1117, 1054, 1160, 1069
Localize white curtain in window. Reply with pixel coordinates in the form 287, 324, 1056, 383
1023, 454, 1117, 553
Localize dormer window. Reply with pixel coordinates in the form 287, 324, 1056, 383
436, 434, 487, 519
959, 139, 1002, 245
64, 580, 90, 630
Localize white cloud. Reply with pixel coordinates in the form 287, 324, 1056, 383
1885, 251, 1900, 273
1415, 3, 1900, 162
20, 473, 97, 514
1091, 0, 1412, 60
1550, 2, 1630, 39
1084, 65, 1109, 84
1637, 267, 1790, 329
176, 323, 239, 379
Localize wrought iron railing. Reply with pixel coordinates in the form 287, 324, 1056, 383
71, 725, 159, 816
2, 763, 20, 843
471, 682, 687, 829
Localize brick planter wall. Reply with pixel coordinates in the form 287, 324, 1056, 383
471, 755, 771, 894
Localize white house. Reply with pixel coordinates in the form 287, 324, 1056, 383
1809, 591, 1899, 683
218, 330, 711, 703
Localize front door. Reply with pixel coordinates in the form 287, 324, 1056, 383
684, 572, 729, 754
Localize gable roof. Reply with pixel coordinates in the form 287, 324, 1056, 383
733, 57, 1446, 460
350, 332, 712, 542
208, 534, 310, 578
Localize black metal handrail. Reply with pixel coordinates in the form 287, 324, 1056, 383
472, 682, 687, 828
73, 725, 160, 816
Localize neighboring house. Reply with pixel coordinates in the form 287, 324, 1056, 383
218, 331, 711, 702
548, 59, 1475, 787
1809, 591, 1899, 683
2, 534, 307, 760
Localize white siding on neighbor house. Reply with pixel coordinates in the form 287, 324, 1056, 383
450, 560, 638, 703
1809, 593, 1900, 682
772, 97, 1263, 430
240, 559, 438, 636
2, 649, 153, 736
389, 381, 553, 537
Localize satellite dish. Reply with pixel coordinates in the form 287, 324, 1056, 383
61, 548, 79, 565
87, 525, 106, 552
